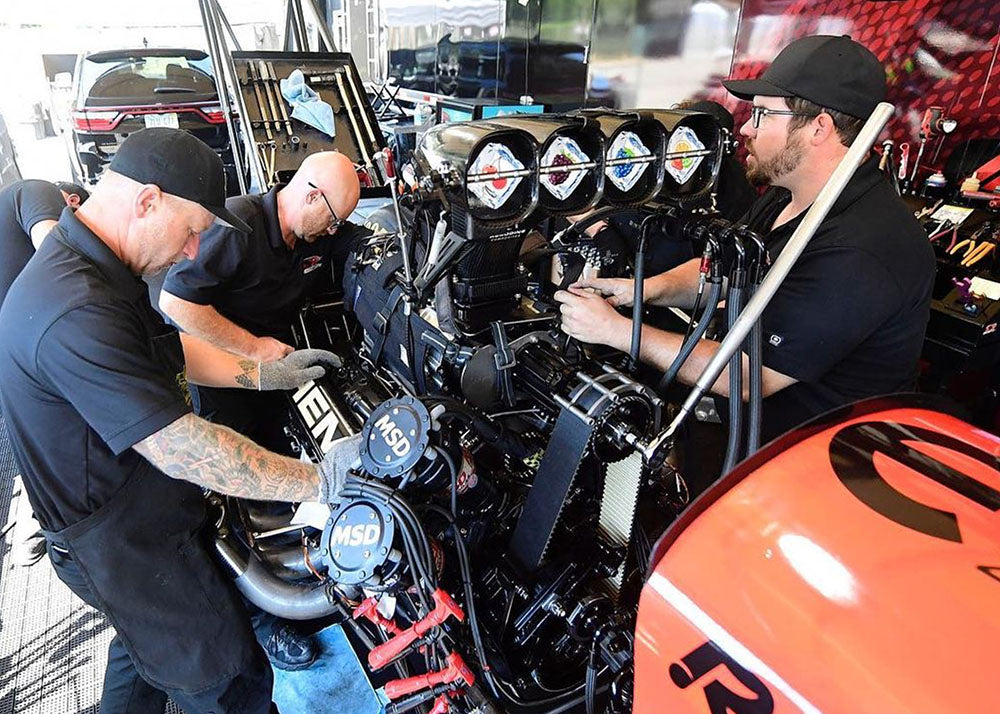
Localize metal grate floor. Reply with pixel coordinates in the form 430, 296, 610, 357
0, 414, 182, 714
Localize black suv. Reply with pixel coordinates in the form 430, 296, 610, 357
70, 48, 236, 191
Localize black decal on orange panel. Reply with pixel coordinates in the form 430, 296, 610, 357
977, 565, 1000, 584
829, 422, 1000, 542
669, 640, 774, 714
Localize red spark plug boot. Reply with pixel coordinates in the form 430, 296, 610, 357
429, 694, 452, 714
384, 652, 475, 701
368, 588, 464, 670
353, 597, 404, 636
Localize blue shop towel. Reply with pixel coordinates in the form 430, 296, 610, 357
272, 624, 383, 714
280, 68, 337, 138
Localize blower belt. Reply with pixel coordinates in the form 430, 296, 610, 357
508, 406, 595, 573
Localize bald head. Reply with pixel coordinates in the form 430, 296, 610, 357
290, 152, 360, 216
279, 152, 361, 245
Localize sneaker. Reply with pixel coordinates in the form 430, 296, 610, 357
265, 624, 317, 671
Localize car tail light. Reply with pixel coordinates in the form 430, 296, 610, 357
71, 109, 121, 131
200, 105, 226, 124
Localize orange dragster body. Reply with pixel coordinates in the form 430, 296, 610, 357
634, 398, 1000, 714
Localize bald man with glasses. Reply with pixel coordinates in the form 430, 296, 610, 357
158, 150, 368, 670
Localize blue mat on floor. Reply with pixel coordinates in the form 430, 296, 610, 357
272, 624, 384, 714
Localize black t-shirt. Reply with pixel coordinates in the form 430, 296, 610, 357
162, 184, 369, 342
0, 210, 192, 531
0, 180, 65, 307
745, 158, 935, 440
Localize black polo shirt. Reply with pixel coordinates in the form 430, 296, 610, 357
0, 208, 192, 531
745, 157, 935, 440
162, 184, 369, 342
0, 179, 65, 307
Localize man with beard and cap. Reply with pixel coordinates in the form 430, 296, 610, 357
0, 128, 361, 713
553, 35, 935, 445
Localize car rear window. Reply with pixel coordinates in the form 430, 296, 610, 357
78, 53, 216, 104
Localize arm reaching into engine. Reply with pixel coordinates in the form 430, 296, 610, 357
180, 332, 341, 391
161, 290, 294, 362
571, 257, 704, 310
134, 413, 361, 503
554, 287, 796, 400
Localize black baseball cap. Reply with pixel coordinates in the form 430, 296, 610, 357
109, 127, 250, 233
723, 35, 886, 119
53, 181, 90, 204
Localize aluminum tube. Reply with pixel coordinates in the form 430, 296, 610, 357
303, 0, 340, 53
336, 71, 371, 165
215, 536, 338, 620
391, 177, 414, 287
259, 60, 282, 134
345, 68, 379, 150
291, 0, 310, 51
197, 0, 249, 194
212, 0, 243, 51
657, 101, 895, 450
257, 542, 319, 580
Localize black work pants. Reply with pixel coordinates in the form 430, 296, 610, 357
46, 540, 279, 714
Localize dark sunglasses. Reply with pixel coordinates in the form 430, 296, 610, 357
307, 181, 346, 233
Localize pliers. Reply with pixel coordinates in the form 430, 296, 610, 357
962, 241, 995, 268
949, 223, 993, 260
928, 220, 958, 249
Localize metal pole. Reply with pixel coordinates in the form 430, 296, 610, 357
303, 0, 340, 53
644, 101, 895, 464
291, 0, 311, 51
198, 0, 249, 194
282, 0, 295, 51
212, 0, 243, 52
212, 0, 267, 192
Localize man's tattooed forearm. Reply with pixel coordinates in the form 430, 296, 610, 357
135, 414, 319, 502
235, 359, 258, 389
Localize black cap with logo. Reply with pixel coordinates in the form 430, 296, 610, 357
109, 127, 251, 233
723, 35, 886, 119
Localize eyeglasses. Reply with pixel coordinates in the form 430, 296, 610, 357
749, 105, 819, 129
307, 181, 347, 233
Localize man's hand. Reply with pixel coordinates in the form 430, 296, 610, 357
570, 277, 636, 307
258, 348, 343, 391
317, 433, 363, 503
252, 336, 295, 363
554, 287, 631, 350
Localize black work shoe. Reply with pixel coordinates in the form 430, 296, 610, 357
264, 624, 317, 671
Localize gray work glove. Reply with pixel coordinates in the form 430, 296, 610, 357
317, 433, 363, 503
258, 348, 342, 390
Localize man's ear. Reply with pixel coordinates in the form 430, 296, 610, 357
811, 112, 839, 146
135, 184, 162, 218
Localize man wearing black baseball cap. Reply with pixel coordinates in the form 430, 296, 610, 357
556, 35, 935, 446
0, 128, 362, 712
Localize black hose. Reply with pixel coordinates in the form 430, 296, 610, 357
629, 215, 658, 374
721, 286, 744, 475
441, 446, 460, 523
422, 503, 499, 699
560, 205, 634, 241
656, 279, 722, 393
681, 275, 706, 347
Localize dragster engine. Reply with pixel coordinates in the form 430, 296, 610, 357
210, 108, 725, 714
